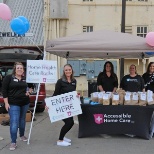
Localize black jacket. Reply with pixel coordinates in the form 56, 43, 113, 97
53, 78, 77, 96
2, 75, 30, 106
142, 72, 154, 92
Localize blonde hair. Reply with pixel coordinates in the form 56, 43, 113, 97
129, 64, 137, 74
62, 64, 74, 80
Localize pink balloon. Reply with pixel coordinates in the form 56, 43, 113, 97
0, 3, 11, 20
146, 32, 154, 47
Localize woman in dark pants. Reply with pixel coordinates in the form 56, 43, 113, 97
46, 64, 77, 146
97, 61, 118, 138
142, 62, 154, 137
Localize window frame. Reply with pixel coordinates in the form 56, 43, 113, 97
137, 26, 148, 38
83, 0, 93, 2
83, 26, 93, 33
138, 0, 148, 2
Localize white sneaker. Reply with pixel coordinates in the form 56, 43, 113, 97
9, 143, 17, 151
0, 136, 4, 141
20, 136, 28, 142
64, 137, 71, 143
125, 134, 135, 138
57, 141, 71, 146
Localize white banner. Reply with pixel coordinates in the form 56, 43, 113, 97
26, 60, 57, 83
45, 91, 82, 123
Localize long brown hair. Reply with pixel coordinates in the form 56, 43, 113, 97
12, 62, 24, 76
61, 64, 75, 80
102, 61, 117, 79
146, 62, 154, 73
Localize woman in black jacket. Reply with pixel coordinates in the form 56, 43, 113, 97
142, 62, 154, 92
47, 64, 77, 146
2, 62, 33, 151
142, 62, 154, 137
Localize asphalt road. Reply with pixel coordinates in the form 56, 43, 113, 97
0, 111, 154, 154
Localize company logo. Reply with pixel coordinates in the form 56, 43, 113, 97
127, 78, 138, 82
93, 113, 134, 124
67, 111, 71, 116
43, 78, 46, 82
94, 114, 103, 124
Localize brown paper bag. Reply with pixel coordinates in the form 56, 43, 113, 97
139, 92, 147, 106
117, 89, 125, 105
131, 92, 139, 105
98, 98, 103, 104
98, 92, 104, 104
103, 93, 110, 105
112, 93, 119, 105
147, 90, 154, 105
91, 92, 99, 102
124, 92, 131, 105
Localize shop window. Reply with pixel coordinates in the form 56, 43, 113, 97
137, 26, 148, 38
83, 26, 93, 33
126, 0, 148, 2
83, 0, 93, 1
138, 0, 148, 2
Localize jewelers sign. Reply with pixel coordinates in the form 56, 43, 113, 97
26, 60, 57, 83
45, 91, 82, 123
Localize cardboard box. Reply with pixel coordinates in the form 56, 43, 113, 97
0, 114, 10, 124
0, 111, 32, 123
26, 110, 32, 122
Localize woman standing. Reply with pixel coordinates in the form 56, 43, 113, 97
97, 61, 118, 138
120, 64, 145, 92
97, 61, 118, 92
142, 62, 154, 137
47, 64, 77, 146
2, 62, 33, 151
142, 62, 154, 92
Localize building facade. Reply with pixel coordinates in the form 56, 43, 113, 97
43, 0, 154, 95
1, 0, 154, 95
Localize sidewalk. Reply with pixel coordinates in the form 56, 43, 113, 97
0, 111, 154, 154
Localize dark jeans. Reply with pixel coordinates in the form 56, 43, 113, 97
59, 117, 74, 140
8, 104, 29, 143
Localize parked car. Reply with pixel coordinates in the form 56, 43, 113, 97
0, 48, 46, 113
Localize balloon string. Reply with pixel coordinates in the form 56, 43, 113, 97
25, 37, 43, 54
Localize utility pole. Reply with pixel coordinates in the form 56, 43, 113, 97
120, 0, 126, 81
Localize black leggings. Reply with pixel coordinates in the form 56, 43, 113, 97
59, 117, 74, 140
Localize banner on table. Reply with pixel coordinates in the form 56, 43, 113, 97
45, 91, 82, 123
78, 105, 154, 139
26, 60, 57, 83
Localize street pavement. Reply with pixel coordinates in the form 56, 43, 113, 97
0, 111, 154, 154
